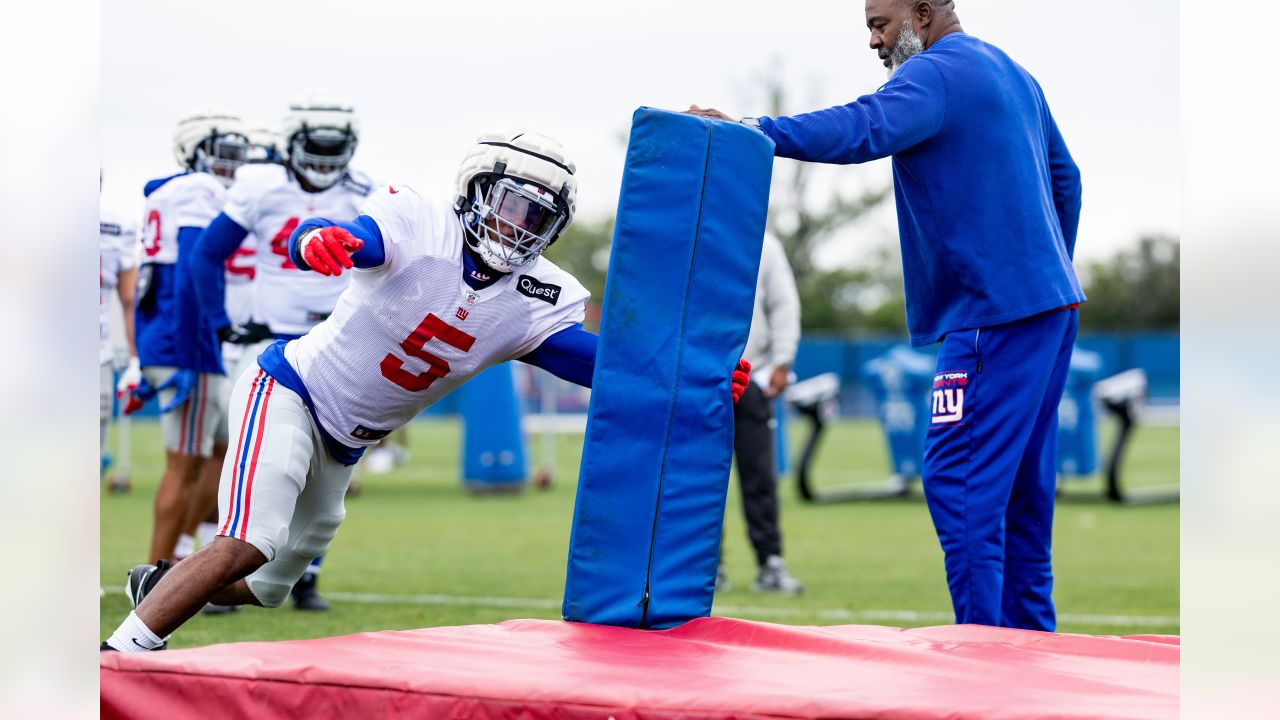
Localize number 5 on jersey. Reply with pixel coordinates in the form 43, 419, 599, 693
381, 313, 476, 392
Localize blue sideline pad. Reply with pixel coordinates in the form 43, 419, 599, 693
563, 108, 774, 628
460, 364, 528, 490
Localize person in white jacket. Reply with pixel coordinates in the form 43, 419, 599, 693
725, 234, 804, 594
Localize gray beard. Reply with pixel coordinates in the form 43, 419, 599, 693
888, 20, 926, 78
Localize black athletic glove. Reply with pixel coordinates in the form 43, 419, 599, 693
217, 321, 274, 345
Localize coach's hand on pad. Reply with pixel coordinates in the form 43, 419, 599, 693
686, 105, 733, 121
731, 359, 751, 404
301, 227, 364, 277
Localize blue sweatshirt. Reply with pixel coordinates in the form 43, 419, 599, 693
135, 175, 224, 373
760, 33, 1084, 346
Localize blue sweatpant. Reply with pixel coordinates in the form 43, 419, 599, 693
922, 308, 1078, 631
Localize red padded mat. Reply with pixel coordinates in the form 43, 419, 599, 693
100, 617, 1178, 719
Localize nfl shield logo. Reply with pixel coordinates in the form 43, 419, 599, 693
464, 291, 479, 305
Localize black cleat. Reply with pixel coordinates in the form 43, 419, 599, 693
290, 572, 331, 611
125, 560, 171, 608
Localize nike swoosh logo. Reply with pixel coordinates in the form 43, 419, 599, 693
388, 186, 399, 194
131, 637, 148, 649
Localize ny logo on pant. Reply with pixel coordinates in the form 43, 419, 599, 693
932, 387, 965, 424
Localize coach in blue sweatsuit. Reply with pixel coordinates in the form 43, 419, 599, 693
691, 0, 1084, 631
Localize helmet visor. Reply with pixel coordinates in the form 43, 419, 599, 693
293, 128, 356, 170
207, 134, 249, 178
470, 178, 567, 267
491, 180, 563, 238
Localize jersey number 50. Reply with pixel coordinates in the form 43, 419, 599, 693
381, 313, 477, 392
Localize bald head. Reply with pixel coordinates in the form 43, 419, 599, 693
865, 0, 963, 74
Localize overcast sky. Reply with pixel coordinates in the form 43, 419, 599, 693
101, 0, 1178, 265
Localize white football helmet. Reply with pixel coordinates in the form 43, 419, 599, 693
454, 128, 577, 272
245, 126, 283, 164
282, 89, 359, 190
172, 106, 249, 187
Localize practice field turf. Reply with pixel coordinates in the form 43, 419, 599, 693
100, 416, 1179, 647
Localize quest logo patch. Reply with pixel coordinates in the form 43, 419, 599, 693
517, 276, 561, 305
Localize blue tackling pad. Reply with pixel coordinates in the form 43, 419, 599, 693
459, 364, 528, 491
562, 108, 774, 628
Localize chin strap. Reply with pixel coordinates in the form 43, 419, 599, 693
461, 243, 507, 290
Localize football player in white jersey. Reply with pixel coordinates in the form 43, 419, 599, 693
173, 123, 278, 568
100, 203, 138, 460
103, 129, 752, 651
117, 107, 250, 567
189, 91, 375, 609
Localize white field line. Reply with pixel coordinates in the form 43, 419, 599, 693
316, 591, 1179, 628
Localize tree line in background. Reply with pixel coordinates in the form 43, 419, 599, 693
547, 76, 1178, 336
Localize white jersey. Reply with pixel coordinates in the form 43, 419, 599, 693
224, 233, 257, 326
100, 207, 138, 364
284, 185, 588, 448
224, 163, 375, 337
138, 172, 226, 266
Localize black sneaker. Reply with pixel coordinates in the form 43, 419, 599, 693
200, 602, 240, 615
291, 572, 331, 611
125, 560, 171, 608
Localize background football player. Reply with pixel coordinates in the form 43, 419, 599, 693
117, 107, 249, 567
103, 128, 751, 651
189, 89, 375, 610
173, 123, 278, 573
100, 185, 138, 477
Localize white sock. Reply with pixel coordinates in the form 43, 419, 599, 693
173, 534, 195, 560
196, 522, 217, 549
106, 611, 165, 653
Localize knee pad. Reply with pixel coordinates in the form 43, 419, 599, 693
292, 510, 345, 561
246, 577, 293, 608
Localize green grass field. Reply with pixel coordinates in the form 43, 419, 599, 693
100, 416, 1179, 647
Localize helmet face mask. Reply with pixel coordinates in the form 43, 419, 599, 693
194, 133, 250, 185
465, 177, 568, 272
287, 125, 357, 190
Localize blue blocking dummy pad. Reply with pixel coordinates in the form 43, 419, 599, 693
460, 364, 528, 491
563, 108, 774, 629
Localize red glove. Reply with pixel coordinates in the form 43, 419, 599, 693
302, 226, 364, 277
731, 359, 751, 404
